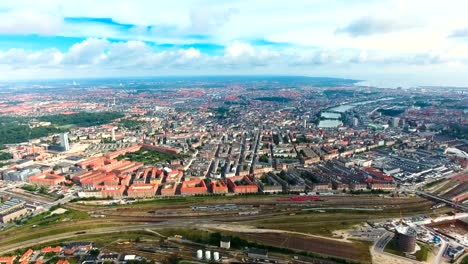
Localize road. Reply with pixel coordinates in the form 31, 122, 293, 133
0, 219, 214, 254
372, 231, 423, 264
433, 237, 447, 264
374, 231, 393, 252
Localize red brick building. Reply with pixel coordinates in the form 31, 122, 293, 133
180, 179, 208, 195
19, 249, 33, 263
211, 179, 228, 194
0, 256, 17, 264
127, 183, 158, 198
41, 246, 62, 254
227, 176, 258, 194
28, 173, 66, 186
97, 185, 125, 199
160, 182, 177, 196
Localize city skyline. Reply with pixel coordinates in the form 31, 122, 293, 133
1, 0, 468, 87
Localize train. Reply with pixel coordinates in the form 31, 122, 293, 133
277, 195, 321, 202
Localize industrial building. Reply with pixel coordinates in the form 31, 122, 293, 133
395, 225, 417, 252
0, 199, 29, 223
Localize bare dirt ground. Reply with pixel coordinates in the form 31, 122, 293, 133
202, 223, 370, 263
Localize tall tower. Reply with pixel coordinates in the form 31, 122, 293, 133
392, 117, 400, 128
60, 132, 70, 151
111, 127, 116, 141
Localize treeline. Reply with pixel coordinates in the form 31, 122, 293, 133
0, 124, 64, 145
119, 119, 144, 130
377, 108, 405, 117
0, 112, 122, 145
0, 152, 13, 160
39, 112, 123, 127
254, 96, 292, 102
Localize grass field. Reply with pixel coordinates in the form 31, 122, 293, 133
415, 243, 430, 262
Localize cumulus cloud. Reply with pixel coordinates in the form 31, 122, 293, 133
0, 38, 467, 79
0, 48, 62, 68
335, 16, 417, 37
62, 38, 109, 65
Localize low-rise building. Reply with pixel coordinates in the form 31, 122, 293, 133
180, 179, 208, 195
28, 173, 66, 186
0, 199, 29, 223
211, 179, 228, 194
227, 176, 258, 194
19, 249, 33, 263
127, 183, 158, 198
97, 185, 125, 199
0, 256, 17, 264
160, 182, 177, 196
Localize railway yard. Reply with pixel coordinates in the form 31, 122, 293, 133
0, 192, 460, 264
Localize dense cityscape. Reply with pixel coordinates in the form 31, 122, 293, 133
1, 0, 468, 263
0, 76, 466, 264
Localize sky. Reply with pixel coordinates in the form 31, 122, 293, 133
1, 0, 468, 87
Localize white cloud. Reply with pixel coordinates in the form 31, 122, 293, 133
335, 16, 419, 37
62, 38, 109, 65
224, 41, 255, 58
2, 1, 468, 85
0, 9, 62, 35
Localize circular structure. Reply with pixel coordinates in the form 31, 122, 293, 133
395, 225, 417, 252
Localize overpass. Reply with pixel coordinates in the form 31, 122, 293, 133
417, 191, 468, 212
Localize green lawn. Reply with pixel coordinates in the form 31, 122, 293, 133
22, 206, 90, 226
415, 243, 430, 262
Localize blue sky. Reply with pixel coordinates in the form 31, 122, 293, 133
1, 0, 468, 87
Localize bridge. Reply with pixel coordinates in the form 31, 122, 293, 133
417, 191, 468, 212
